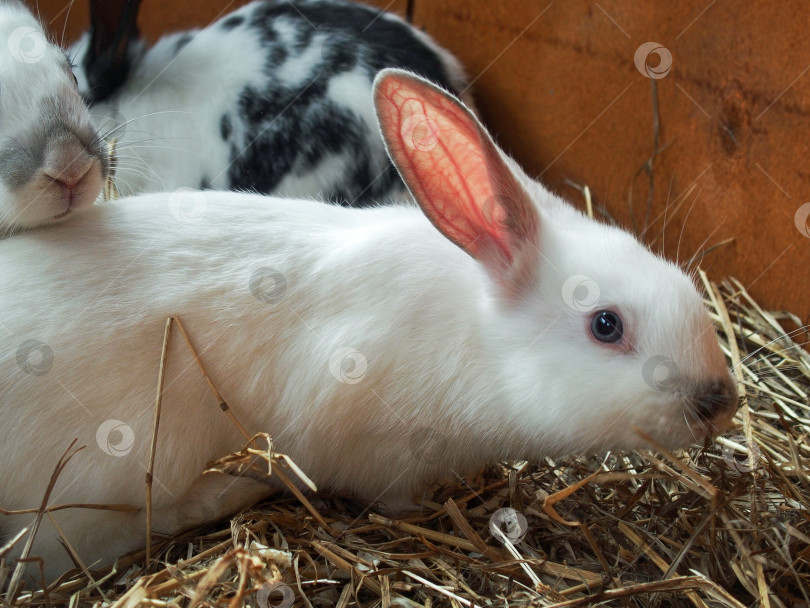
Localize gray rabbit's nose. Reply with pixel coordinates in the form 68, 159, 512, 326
44, 151, 94, 190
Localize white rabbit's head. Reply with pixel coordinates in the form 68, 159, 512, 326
374, 69, 737, 456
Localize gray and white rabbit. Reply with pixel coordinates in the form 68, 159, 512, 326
0, 69, 737, 583
0, 0, 468, 234
0, 0, 110, 235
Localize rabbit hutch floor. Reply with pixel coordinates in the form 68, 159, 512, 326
1, 273, 807, 607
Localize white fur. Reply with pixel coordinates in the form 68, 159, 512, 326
1, 126, 733, 584
0, 185, 731, 576
275, 19, 323, 88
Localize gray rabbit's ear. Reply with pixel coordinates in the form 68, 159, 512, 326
83, 0, 143, 103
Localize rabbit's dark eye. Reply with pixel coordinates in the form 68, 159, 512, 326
63, 54, 79, 88
591, 310, 623, 343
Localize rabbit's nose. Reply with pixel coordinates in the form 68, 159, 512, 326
693, 374, 739, 426
44, 146, 94, 188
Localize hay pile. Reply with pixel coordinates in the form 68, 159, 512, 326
2, 276, 807, 607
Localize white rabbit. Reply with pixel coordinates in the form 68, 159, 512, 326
0, 0, 109, 235
0, 70, 737, 583
1, 0, 469, 235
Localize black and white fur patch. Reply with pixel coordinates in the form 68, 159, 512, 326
73, 0, 469, 207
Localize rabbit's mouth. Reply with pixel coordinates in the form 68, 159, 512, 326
47, 156, 106, 221
49, 187, 94, 221
52, 189, 79, 220
684, 375, 739, 439
686, 413, 733, 443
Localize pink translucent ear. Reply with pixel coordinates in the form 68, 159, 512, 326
373, 69, 539, 274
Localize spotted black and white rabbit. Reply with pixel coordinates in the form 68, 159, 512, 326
0, 0, 468, 234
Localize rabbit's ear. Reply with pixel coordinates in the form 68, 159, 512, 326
84, 0, 143, 103
374, 69, 539, 292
